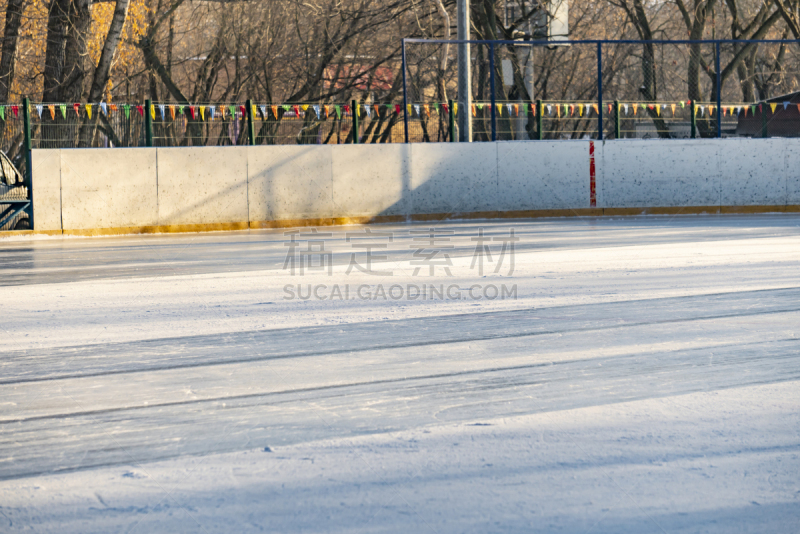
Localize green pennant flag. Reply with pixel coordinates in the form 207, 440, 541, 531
640, 103, 646, 110
60, 104, 67, 118
122, 104, 130, 118
178, 106, 184, 115
750, 105, 756, 115
228, 105, 235, 118
282, 105, 290, 112
385, 104, 392, 109
0, 107, 4, 121
334, 105, 341, 119
434, 102, 440, 113
476, 103, 484, 110
523, 103, 529, 114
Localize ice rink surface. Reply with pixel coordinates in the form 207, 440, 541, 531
1, 215, 799, 533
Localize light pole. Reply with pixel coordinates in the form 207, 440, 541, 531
457, 0, 472, 142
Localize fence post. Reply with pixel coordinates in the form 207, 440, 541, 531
715, 41, 722, 138
22, 97, 33, 229
401, 39, 410, 143
761, 104, 768, 138
690, 100, 697, 139
614, 100, 620, 139
145, 99, 153, 147
449, 99, 456, 142
246, 99, 256, 145
352, 100, 359, 144
489, 41, 497, 142
536, 99, 543, 140
597, 42, 603, 141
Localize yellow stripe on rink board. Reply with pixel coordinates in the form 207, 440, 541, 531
4, 205, 800, 237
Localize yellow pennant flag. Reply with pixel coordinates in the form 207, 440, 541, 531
709, 105, 715, 116
496, 105, 502, 117
578, 104, 584, 116
769, 103, 777, 114
407, 104, 412, 115
150, 104, 156, 120
633, 105, 637, 116
251, 105, 257, 119
671, 104, 676, 116
592, 104, 598, 115
301, 104, 309, 111
656, 105, 661, 116
556, 105, 561, 118
199, 106, 205, 121
453, 103, 458, 115
86, 104, 92, 119
48, 105, 55, 119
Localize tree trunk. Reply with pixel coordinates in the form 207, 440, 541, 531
88, 0, 130, 102
0, 0, 25, 103
60, 0, 92, 104
42, 0, 71, 103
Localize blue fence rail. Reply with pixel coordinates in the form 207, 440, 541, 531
402, 38, 800, 141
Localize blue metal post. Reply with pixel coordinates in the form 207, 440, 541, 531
715, 41, 722, 138
597, 42, 603, 140
489, 42, 497, 142
401, 39, 410, 143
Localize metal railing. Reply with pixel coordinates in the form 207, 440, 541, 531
403, 38, 800, 141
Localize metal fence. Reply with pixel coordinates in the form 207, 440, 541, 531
403, 38, 800, 141
0, 39, 796, 166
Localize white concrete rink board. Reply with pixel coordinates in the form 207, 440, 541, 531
248, 145, 334, 221
156, 146, 249, 225
60, 148, 158, 229
330, 144, 410, 216
409, 142, 497, 214
601, 140, 721, 207
498, 141, 591, 210
30, 149, 62, 230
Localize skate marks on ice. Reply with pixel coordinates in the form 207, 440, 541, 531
1, 286, 799, 479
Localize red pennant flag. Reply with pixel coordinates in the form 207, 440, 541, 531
239, 105, 246, 117
11, 105, 18, 118
189, 106, 196, 119
647, 104, 654, 110
293, 105, 300, 116
608, 103, 612, 114
758, 104, 762, 113
136, 105, 144, 117
73, 103, 80, 116
442, 103, 449, 114
343, 105, 350, 115
394, 104, 401, 114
